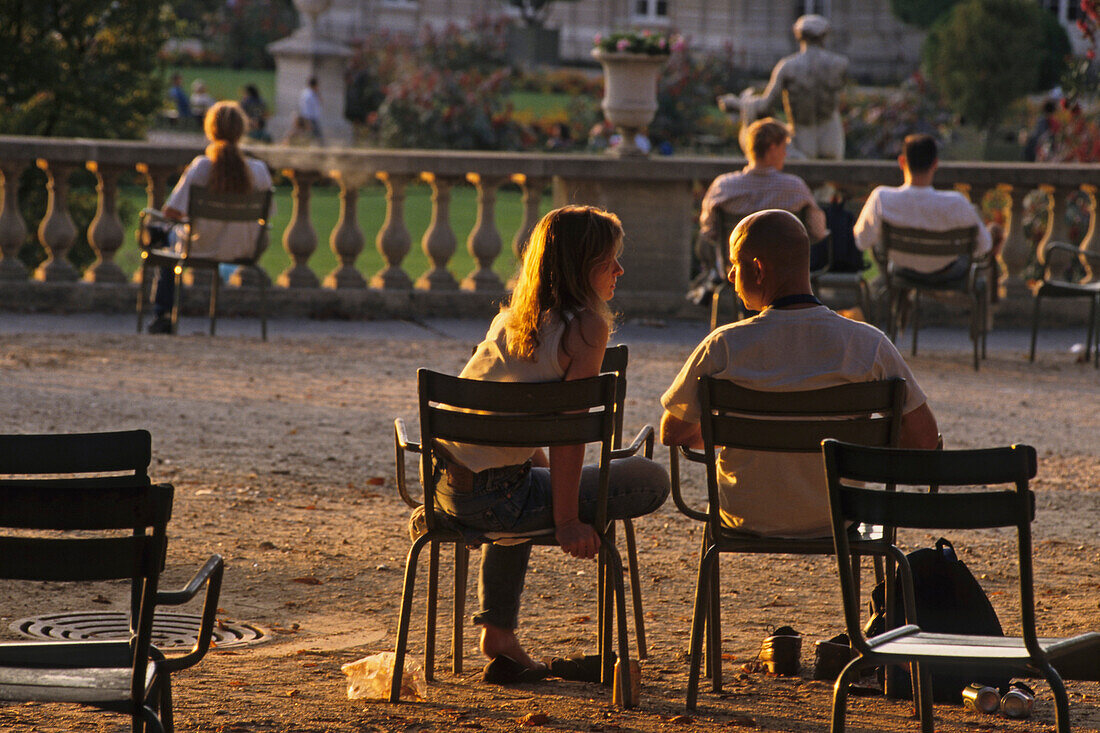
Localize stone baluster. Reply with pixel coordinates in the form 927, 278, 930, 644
462, 173, 505, 292
512, 174, 546, 262
1036, 185, 1076, 265
372, 172, 413, 289
83, 162, 127, 283
999, 183, 1032, 282
34, 159, 78, 282
278, 169, 321, 288
1079, 184, 1100, 260
136, 162, 174, 211
416, 173, 458, 290
0, 161, 29, 280
323, 169, 367, 289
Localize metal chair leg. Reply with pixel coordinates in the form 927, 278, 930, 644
170, 264, 184, 335
910, 291, 921, 357
686, 546, 718, 711
622, 518, 647, 659
709, 288, 721, 332
708, 554, 722, 693
830, 658, 862, 733
452, 542, 468, 674
1029, 293, 1042, 362
137, 261, 149, 333
208, 269, 219, 337
391, 535, 430, 702
606, 545, 634, 708
258, 266, 268, 341
1040, 663, 1072, 733
425, 541, 440, 681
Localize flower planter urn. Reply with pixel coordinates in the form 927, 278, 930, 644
592, 49, 667, 157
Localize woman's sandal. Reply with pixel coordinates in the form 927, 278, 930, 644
482, 655, 550, 685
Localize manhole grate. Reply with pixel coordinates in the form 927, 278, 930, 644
11, 611, 269, 650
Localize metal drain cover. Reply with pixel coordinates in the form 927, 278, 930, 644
11, 611, 269, 650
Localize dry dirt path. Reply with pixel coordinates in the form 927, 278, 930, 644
0, 320, 1097, 732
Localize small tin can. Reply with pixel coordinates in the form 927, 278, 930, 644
1001, 683, 1035, 719
961, 683, 1000, 714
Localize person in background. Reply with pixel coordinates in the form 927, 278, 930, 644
168, 73, 191, 124
146, 102, 273, 334
189, 80, 215, 123
297, 77, 324, 144
239, 84, 271, 143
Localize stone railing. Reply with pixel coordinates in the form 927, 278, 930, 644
0, 134, 1096, 322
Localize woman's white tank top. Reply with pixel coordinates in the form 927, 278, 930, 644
440, 309, 570, 473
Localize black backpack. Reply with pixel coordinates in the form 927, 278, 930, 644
865, 538, 1011, 702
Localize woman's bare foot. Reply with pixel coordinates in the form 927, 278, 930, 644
479, 624, 543, 670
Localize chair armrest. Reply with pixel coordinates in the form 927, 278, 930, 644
669, 445, 709, 523
139, 208, 188, 226
394, 418, 422, 510
156, 554, 224, 673
609, 424, 655, 460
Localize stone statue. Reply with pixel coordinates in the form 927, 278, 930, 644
720, 14, 848, 160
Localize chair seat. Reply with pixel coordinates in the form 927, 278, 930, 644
870, 628, 1100, 665
1035, 280, 1100, 297
0, 658, 157, 703
891, 271, 985, 294
144, 247, 253, 267
813, 271, 865, 286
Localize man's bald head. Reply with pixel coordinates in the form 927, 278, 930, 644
729, 209, 811, 275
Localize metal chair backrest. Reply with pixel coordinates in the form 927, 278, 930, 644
880, 222, 979, 263
0, 430, 172, 708
600, 344, 628, 448
698, 377, 906, 531
417, 369, 618, 531
183, 185, 273, 261
822, 440, 1038, 654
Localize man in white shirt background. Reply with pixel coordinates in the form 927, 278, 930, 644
854, 134, 1004, 285
297, 77, 324, 144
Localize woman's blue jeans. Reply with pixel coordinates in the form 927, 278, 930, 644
434, 455, 669, 631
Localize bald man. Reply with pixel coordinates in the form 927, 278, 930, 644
660, 210, 938, 538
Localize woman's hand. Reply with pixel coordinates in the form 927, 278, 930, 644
555, 518, 600, 559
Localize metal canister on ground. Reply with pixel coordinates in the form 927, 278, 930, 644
1001, 683, 1035, 719
961, 683, 1000, 714
612, 658, 641, 707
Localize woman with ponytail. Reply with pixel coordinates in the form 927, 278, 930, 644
147, 101, 273, 334
434, 205, 669, 680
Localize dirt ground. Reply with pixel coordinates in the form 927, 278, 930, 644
0, 323, 1098, 732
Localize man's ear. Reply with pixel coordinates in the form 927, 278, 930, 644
897, 153, 907, 171
752, 257, 766, 284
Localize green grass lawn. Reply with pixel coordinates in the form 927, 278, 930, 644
507, 91, 574, 117
117, 181, 551, 284
164, 66, 276, 108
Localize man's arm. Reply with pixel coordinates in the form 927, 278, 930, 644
801, 202, 829, 244
660, 411, 703, 449
899, 402, 939, 449
852, 189, 881, 253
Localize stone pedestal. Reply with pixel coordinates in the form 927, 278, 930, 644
553, 176, 693, 298
268, 20, 352, 146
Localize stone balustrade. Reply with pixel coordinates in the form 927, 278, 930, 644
0, 134, 1096, 322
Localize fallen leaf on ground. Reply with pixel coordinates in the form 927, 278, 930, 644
292, 576, 322, 585
367, 476, 385, 485
519, 712, 550, 726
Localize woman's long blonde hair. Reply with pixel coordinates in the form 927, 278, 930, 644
203, 101, 251, 194
505, 205, 623, 361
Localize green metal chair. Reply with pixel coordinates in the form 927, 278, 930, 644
822, 440, 1100, 733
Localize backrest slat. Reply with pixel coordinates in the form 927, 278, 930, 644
829, 443, 1036, 486
0, 536, 159, 581
420, 369, 611, 413
0, 483, 173, 530
0, 430, 150, 476
706, 379, 900, 415
837, 486, 1032, 530
710, 417, 895, 452
428, 410, 610, 447
882, 223, 978, 258
188, 187, 272, 222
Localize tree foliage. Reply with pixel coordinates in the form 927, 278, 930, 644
0, 1, 169, 138
922, 0, 1047, 132
889, 0, 963, 29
